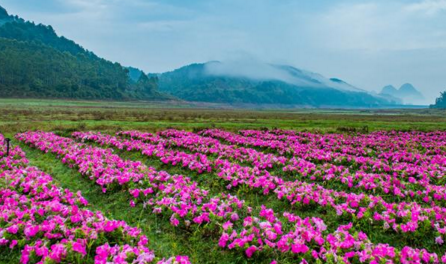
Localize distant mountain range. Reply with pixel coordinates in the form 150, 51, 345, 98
379, 84, 425, 105
155, 61, 396, 108
0, 4, 414, 108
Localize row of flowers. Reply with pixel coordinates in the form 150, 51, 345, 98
16, 131, 446, 263
0, 133, 189, 264
239, 129, 446, 158
194, 129, 446, 205
71, 131, 446, 245
111, 130, 446, 207
212, 129, 446, 181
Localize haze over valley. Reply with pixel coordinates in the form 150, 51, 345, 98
0, 1, 444, 107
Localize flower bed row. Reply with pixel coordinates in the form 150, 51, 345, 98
0, 133, 189, 264
71, 131, 446, 246
189, 129, 446, 205
207, 129, 446, 180
112, 130, 446, 206
16, 131, 446, 263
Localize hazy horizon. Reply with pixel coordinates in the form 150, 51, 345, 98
2, 0, 446, 103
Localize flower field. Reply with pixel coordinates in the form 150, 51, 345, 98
0, 133, 189, 263
3, 128, 446, 263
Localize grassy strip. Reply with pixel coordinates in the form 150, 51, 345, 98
2, 98, 446, 133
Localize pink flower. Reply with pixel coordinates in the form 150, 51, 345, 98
218, 233, 229, 247
9, 240, 18, 249
24, 225, 39, 238
291, 244, 309, 254
7, 225, 19, 234
222, 221, 233, 230
175, 256, 191, 264
72, 240, 87, 256
104, 221, 119, 232
170, 216, 180, 227
49, 244, 66, 262
245, 245, 257, 258
436, 236, 444, 245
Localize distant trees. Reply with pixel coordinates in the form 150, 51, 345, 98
431, 91, 446, 109
0, 6, 8, 19
0, 11, 163, 100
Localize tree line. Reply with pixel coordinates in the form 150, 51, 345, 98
0, 9, 164, 100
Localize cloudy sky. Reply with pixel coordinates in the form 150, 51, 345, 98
1, 0, 446, 102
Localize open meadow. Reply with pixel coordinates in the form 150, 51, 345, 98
2, 99, 446, 263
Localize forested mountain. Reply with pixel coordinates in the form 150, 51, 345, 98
0, 5, 168, 100
0, 4, 402, 107
431, 91, 446, 109
157, 62, 396, 107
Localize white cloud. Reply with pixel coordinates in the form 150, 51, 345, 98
405, 0, 446, 15
306, 1, 446, 52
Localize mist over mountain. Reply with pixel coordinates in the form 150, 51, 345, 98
157, 61, 396, 108
379, 83, 425, 105
204, 61, 365, 93
0, 4, 425, 108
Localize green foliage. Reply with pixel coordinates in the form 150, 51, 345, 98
0, 21, 86, 56
0, 6, 166, 101
431, 91, 446, 109
0, 6, 8, 19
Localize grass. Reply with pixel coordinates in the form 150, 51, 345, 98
1, 98, 446, 134
2, 98, 446, 263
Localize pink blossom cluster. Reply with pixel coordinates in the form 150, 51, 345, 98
80, 131, 213, 174
17, 131, 446, 262
201, 129, 446, 205
1, 134, 189, 264
83, 130, 446, 241
116, 129, 446, 207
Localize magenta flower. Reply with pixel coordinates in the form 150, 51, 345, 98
245, 245, 257, 258
72, 240, 87, 256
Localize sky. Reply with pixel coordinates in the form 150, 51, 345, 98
1, 0, 446, 103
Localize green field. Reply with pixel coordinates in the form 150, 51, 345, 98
2, 99, 446, 263
1, 98, 446, 134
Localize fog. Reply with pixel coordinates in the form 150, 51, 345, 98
204, 59, 312, 86
204, 59, 363, 92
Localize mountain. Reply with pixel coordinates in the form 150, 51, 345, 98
0, 5, 8, 19
379, 83, 425, 105
399, 83, 424, 99
0, 5, 169, 100
156, 61, 395, 108
381, 85, 398, 97
0, 5, 17, 26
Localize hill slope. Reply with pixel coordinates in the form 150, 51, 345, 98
157, 62, 395, 108
0, 5, 168, 100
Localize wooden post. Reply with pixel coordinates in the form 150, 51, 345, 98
5, 138, 11, 156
